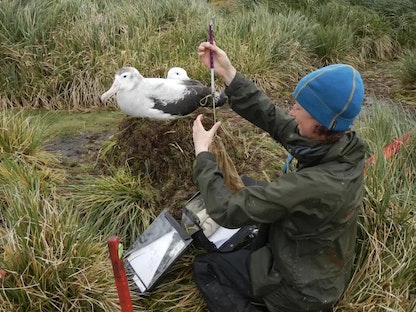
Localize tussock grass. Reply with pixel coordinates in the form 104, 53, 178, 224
69, 166, 159, 246
0, 111, 119, 310
1, 0, 415, 109
334, 99, 416, 311
0, 110, 47, 155
130, 253, 206, 311
398, 49, 416, 85
349, 0, 416, 49
394, 11, 416, 48
0, 157, 61, 199
213, 6, 315, 82
0, 1, 415, 311
278, 1, 396, 65
312, 24, 355, 64
0, 182, 120, 311
313, 2, 395, 63
0, 110, 65, 187
349, 0, 416, 17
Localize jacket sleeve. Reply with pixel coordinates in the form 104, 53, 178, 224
193, 151, 362, 230
192, 73, 325, 228
193, 152, 288, 228
225, 72, 297, 146
192, 73, 297, 228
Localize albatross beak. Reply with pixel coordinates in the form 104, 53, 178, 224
100, 81, 120, 101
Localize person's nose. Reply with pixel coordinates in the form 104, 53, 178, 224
289, 106, 296, 117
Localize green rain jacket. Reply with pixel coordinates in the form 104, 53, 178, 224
193, 73, 365, 312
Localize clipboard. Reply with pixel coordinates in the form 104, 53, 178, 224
124, 210, 193, 293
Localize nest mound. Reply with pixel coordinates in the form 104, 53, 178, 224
102, 107, 284, 217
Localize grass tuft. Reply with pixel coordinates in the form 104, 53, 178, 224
1, 0, 414, 109
398, 49, 416, 85
69, 166, 160, 246
0, 184, 120, 311
0, 1, 415, 311
334, 99, 416, 311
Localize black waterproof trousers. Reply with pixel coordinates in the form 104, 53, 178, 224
193, 249, 268, 312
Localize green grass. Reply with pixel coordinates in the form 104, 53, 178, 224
335, 99, 416, 311
0, 110, 48, 155
39, 109, 123, 138
1, 0, 415, 109
1, 97, 414, 312
313, 2, 395, 62
69, 166, 160, 246
0, 183, 119, 311
398, 49, 416, 85
0, 0, 415, 311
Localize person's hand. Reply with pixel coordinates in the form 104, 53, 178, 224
192, 114, 221, 156
197, 42, 237, 85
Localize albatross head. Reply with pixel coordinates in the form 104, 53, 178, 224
166, 67, 190, 80
101, 67, 143, 101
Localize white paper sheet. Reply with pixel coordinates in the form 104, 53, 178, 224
127, 230, 185, 292
208, 227, 240, 248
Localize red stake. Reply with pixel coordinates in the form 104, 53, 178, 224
365, 131, 412, 167
107, 236, 133, 312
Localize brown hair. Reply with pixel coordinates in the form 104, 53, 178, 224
314, 125, 346, 142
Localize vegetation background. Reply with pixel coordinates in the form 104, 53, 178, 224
0, 0, 415, 311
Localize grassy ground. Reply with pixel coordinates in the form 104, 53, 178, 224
1, 0, 416, 311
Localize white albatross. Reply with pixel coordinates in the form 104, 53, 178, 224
166, 66, 229, 109
166, 67, 190, 80
101, 67, 227, 119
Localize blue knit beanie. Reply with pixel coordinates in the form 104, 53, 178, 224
293, 64, 364, 132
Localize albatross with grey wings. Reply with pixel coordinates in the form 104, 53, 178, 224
101, 67, 227, 119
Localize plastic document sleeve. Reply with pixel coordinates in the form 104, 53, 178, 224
124, 210, 193, 293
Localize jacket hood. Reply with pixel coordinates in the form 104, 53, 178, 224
323, 131, 365, 165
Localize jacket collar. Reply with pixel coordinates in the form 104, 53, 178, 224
285, 131, 364, 170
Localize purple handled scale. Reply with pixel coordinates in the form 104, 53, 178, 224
209, 20, 216, 121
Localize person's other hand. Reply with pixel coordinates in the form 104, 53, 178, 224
192, 114, 221, 156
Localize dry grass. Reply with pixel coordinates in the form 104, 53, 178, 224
334, 100, 416, 311
1, 0, 414, 110
100, 107, 285, 218
0, 97, 415, 312
0, 0, 415, 311
0, 182, 120, 311
69, 166, 160, 246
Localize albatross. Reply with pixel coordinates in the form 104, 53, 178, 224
101, 67, 227, 119
166, 67, 190, 80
